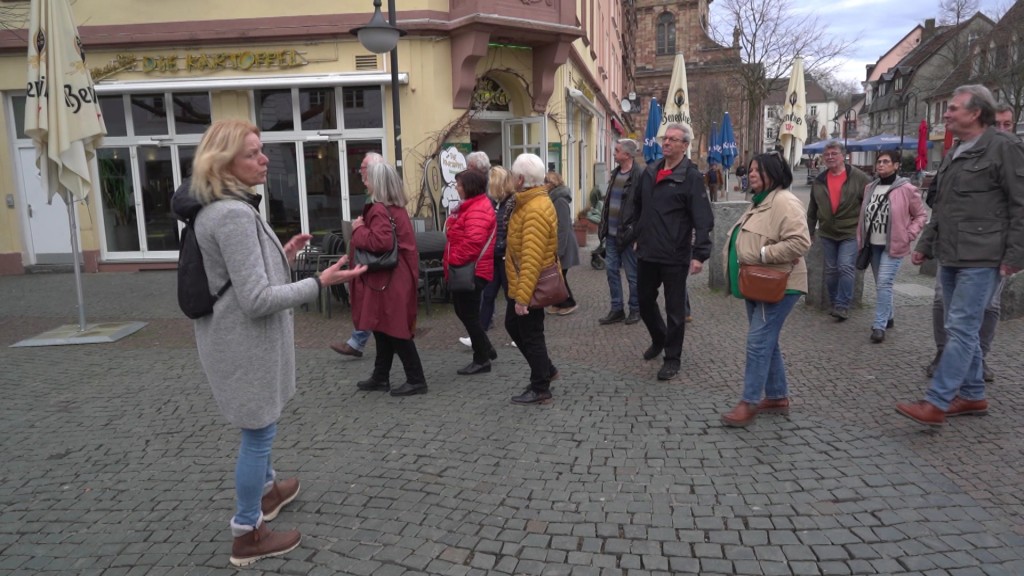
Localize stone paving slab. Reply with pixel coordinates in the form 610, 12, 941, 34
1, 253, 1023, 575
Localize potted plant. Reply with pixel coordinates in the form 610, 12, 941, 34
574, 209, 589, 247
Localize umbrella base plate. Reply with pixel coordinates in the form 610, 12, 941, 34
10, 321, 147, 347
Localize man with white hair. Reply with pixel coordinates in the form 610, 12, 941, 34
624, 122, 714, 382
504, 153, 560, 404
466, 150, 491, 173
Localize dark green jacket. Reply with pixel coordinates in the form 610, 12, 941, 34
916, 127, 1024, 269
806, 164, 871, 240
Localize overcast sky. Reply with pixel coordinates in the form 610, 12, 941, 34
710, 0, 1007, 88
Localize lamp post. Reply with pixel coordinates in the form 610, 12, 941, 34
352, 0, 406, 178
843, 109, 853, 156
898, 89, 919, 157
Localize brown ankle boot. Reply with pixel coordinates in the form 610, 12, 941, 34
261, 477, 300, 522
721, 401, 759, 427
230, 523, 301, 567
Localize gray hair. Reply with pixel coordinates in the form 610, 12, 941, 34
466, 151, 490, 173
616, 138, 639, 155
954, 84, 997, 127
366, 162, 407, 207
511, 153, 546, 188
995, 102, 1013, 115
824, 140, 845, 154
364, 151, 384, 165
664, 122, 693, 142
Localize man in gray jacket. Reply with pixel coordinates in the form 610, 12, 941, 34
598, 138, 644, 325
898, 84, 1024, 427
806, 142, 871, 319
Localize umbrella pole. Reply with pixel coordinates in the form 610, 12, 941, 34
65, 193, 88, 332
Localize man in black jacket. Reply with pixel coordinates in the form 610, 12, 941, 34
598, 138, 644, 325
624, 123, 714, 381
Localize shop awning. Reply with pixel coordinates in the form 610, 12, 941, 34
611, 117, 624, 135
94, 72, 409, 94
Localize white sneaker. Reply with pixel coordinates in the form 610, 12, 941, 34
459, 337, 472, 347
510, 341, 518, 348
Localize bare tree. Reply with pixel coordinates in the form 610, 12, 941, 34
938, 0, 981, 25
689, 77, 731, 163
711, 0, 853, 155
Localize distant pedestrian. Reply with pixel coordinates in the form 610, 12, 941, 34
171, 119, 366, 566
720, 152, 811, 428
704, 161, 724, 202
806, 141, 871, 320
505, 154, 560, 405
624, 122, 714, 382
855, 151, 927, 344
545, 171, 580, 315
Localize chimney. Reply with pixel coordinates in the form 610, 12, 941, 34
923, 18, 936, 40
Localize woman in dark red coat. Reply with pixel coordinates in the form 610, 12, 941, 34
444, 169, 497, 374
350, 163, 426, 396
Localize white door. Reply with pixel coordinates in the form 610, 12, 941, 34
503, 117, 548, 168
17, 147, 74, 265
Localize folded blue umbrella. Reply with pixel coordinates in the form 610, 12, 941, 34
643, 97, 663, 163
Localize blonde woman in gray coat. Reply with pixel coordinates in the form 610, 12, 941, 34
172, 120, 365, 566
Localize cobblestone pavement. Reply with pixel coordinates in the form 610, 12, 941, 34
2, 242, 1023, 575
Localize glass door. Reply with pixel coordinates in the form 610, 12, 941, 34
262, 142, 302, 244
503, 116, 548, 169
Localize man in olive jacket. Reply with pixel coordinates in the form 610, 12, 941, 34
806, 141, 871, 319
624, 122, 714, 382
897, 84, 1024, 427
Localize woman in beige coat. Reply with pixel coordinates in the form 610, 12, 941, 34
721, 152, 811, 428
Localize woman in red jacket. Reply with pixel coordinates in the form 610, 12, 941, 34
444, 169, 498, 375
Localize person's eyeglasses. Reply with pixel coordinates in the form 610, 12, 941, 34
876, 159, 893, 164
823, 152, 842, 158
659, 136, 686, 144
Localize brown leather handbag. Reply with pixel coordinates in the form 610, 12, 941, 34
528, 260, 569, 308
511, 253, 568, 309
738, 264, 790, 303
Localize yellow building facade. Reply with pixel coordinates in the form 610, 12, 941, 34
0, 0, 628, 274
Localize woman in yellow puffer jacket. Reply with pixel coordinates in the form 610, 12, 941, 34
504, 153, 560, 405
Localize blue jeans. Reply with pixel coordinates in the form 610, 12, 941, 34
235, 422, 277, 528
479, 252, 507, 331
348, 329, 370, 352
820, 237, 857, 309
869, 245, 903, 330
604, 236, 638, 312
926, 266, 1000, 410
741, 293, 801, 404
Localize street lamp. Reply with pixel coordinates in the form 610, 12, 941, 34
352, 0, 406, 178
843, 109, 853, 155
898, 89, 920, 158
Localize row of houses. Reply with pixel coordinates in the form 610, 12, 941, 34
761, 2, 1023, 169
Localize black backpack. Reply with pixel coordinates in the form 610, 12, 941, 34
177, 215, 231, 319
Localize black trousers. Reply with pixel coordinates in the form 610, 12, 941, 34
637, 259, 689, 364
479, 253, 507, 331
452, 277, 494, 363
372, 331, 426, 385
504, 299, 556, 392
555, 268, 577, 308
